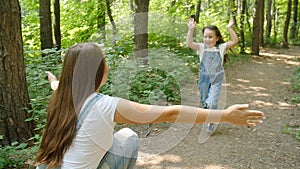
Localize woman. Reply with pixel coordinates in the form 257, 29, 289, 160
35, 43, 265, 169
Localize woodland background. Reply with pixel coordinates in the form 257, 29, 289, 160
0, 0, 299, 168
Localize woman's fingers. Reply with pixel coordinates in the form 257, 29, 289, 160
45, 71, 57, 82
233, 104, 249, 110
246, 120, 264, 126
244, 110, 265, 126
245, 110, 265, 117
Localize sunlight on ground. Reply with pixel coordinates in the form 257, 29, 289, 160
277, 101, 297, 110
260, 46, 300, 66
236, 78, 250, 83
259, 52, 299, 61
248, 86, 267, 91
137, 154, 181, 166
253, 93, 270, 97
252, 100, 274, 107
203, 165, 233, 169
136, 153, 234, 169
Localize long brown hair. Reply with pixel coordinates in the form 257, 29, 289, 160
35, 43, 106, 168
202, 25, 229, 63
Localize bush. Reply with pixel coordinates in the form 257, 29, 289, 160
0, 142, 38, 168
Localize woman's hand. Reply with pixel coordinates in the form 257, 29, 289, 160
224, 104, 265, 126
45, 71, 59, 91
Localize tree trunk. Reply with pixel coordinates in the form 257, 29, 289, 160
266, 0, 273, 45
129, 0, 134, 12
290, 0, 298, 40
53, 0, 61, 50
259, 0, 265, 47
0, 0, 34, 146
106, 0, 117, 44
273, 2, 279, 41
252, 0, 261, 55
195, 0, 201, 24
98, 0, 106, 41
282, 0, 292, 48
39, 0, 53, 56
134, 0, 149, 65
239, 0, 246, 54
245, 0, 252, 35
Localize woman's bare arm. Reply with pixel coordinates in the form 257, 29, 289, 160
114, 99, 265, 126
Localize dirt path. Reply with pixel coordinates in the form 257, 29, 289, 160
134, 46, 300, 169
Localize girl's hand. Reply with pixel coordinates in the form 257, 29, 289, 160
224, 104, 265, 126
187, 17, 196, 30
226, 19, 235, 29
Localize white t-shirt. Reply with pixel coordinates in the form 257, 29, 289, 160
61, 93, 120, 169
197, 43, 227, 65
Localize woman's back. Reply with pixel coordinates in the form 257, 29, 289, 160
62, 93, 119, 168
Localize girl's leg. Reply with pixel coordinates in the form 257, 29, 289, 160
205, 82, 223, 132
97, 128, 139, 169
198, 74, 210, 109
207, 82, 222, 109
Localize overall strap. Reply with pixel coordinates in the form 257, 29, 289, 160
76, 93, 103, 131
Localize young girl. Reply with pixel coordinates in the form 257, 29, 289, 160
35, 43, 263, 169
186, 18, 239, 132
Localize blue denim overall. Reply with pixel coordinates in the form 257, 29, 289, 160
198, 45, 224, 110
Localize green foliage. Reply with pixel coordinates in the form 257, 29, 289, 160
13, 0, 299, 166
25, 48, 65, 144
283, 125, 300, 141
20, 0, 40, 50
0, 142, 38, 168
129, 68, 181, 104
291, 66, 300, 104
296, 128, 300, 140
282, 66, 300, 142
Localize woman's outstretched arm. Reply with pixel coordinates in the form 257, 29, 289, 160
114, 99, 265, 126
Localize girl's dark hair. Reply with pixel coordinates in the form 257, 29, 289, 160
202, 25, 229, 63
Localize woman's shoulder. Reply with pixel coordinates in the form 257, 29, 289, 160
95, 93, 121, 107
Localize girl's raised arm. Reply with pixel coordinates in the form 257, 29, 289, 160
186, 18, 200, 50
225, 19, 239, 50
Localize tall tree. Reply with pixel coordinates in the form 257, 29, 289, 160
252, 0, 262, 55
97, 0, 106, 41
0, 0, 34, 146
53, 0, 61, 50
239, 0, 247, 53
259, 0, 265, 47
282, 0, 292, 48
266, 0, 273, 45
134, 0, 150, 65
39, 0, 53, 55
195, 0, 201, 23
273, 2, 279, 41
290, 0, 298, 40
129, 0, 134, 11
106, 0, 116, 34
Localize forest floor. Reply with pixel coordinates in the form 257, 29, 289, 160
133, 45, 300, 169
